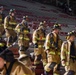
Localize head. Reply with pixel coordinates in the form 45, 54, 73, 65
66, 30, 76, 42
9, 9, 16, 17
23, 16, 29, 21
0, 50, 14, 69
38, 21, 46, 30
52, 23, 61, 34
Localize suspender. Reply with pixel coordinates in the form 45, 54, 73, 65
5, 60, 16, 75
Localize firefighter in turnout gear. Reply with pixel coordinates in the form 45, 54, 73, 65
44, 23, 62, 75
0, 6, 5, 38
4, 9, 17, 47
61, 30, 76, 75
32, 22, 47, 66
15, 17, 30, 56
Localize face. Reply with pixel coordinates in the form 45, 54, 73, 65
69, 35, 75, 42
11, 12, 16, 17
0, 57, 5, 69
55, 29, 60, 34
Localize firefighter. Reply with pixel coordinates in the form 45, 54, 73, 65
44, 23, 62, 75
32, 22, 47, 66
15, 17, 30, 56
4, 9, 17, 47
0, 6, 5, 38
15, 16, 30, 35
61, 30, 76, 75
0, 49, 33, 75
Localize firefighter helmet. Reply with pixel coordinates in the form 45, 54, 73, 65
53, 23, 61, 30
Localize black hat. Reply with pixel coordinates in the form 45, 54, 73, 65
67, 30, 76, 37
23, 16, 28, 20
0, 50, 14, 62
9, 9, 16, 14
53, 23, 61, 30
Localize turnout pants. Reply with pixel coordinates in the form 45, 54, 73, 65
34, 47, 47, 66
45, 51, 60, 75
64, 59, 76, 75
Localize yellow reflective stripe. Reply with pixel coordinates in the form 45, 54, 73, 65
37, 38, 46, 40
23, 74, 29, 75
49, 52, 55, 55
46, 46, 50, 50
19, 37, 23, 39
19, 37, 29, 41
62, 63, 65, 66
61, 56, 65, 59
47, 40, 50, 43
9, 22, 17, 25
43, 62, 47, 66
38, 45, 43, 48
0, 25, 2, 26
8, 27, 13, 29
24, 30, 29, 33
66, 51, 70, 54
0, 43, 4, 47
66, 62, 69, 66
71, 55, 76, 58
0, 19, 2, 21
58, 52, 60, 55
62, 62, 69, 66
53, 73, 60, 75
24, 38, 30, 41
33, 41, 37, 44
17, 29, 20, 32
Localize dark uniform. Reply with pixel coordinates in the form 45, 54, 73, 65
61, 30, 76, 75
32, 22, 47, 66
44, 24, 62, 75
4, 9, 17, 47
15, 17, 30, 56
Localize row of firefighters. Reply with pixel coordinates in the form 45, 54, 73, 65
0, 7, 76, 75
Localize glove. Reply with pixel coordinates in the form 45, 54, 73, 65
34, 43, 38, 48
49, 62, 57, 70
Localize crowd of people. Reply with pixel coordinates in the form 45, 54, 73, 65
0, 5, 76, 75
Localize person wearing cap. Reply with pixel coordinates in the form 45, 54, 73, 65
32, 21, 47, 66
0, 49, 33, 75
15, 16, 30, 56
44, 23, 62, 75
61, 30, 76, 75
4, 9, 17, 47
0, 6, 5, 38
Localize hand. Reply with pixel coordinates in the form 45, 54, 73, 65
34, 43, 38, 48
61, 60, 65, 66
46, 50, 50, 54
